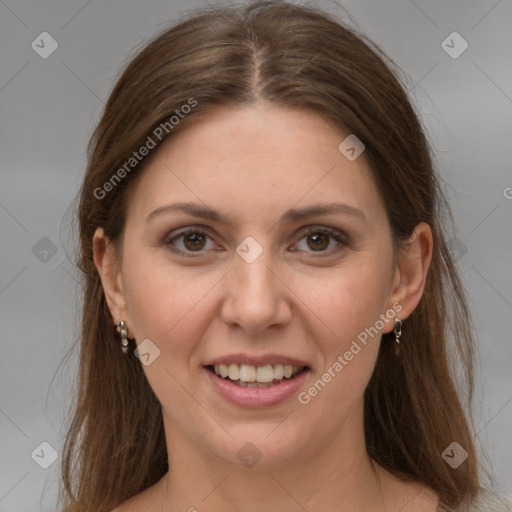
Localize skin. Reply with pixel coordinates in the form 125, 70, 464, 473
94, 103, 435, 511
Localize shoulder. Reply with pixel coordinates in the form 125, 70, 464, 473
109, 492, 148, 512
111, 473, 167, 512
110, 494, 145, 512
465, 489, 512, 511
110, 477, 165, 512
110, 500, 137, 512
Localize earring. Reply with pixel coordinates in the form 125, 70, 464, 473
116, 321, 129, 354
394, 318, 402, 344
394, 318, 402, 355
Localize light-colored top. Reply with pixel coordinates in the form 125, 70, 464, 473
105, 489, 512, 512
464, 490, 512, 511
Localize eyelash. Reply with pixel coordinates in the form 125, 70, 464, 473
163, 226, 349, 258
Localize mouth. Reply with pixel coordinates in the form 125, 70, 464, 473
205, 363, 309, 388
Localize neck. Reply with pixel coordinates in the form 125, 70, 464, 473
155, 404, 393, 511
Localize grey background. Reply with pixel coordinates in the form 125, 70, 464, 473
1, 0, 511, 510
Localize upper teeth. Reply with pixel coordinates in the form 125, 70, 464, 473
213, 363, 302, 382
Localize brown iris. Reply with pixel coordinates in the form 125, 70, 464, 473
306, 233, 329, 251
184, 232, 206, 251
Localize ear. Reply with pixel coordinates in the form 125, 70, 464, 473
93, 227, 131, 333
383, 222, 433, 333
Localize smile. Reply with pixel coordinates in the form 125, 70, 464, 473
207, 363, 305, 387
204, 360, 310, 408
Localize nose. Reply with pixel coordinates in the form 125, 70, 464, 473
220, 248, 293, 335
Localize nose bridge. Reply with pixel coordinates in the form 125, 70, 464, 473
221, 239, 290, 333
234, 234, 275, 287
235, 243, 279, 304
239, 249, 274, 291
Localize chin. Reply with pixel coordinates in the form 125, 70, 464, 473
207, 422, 311, 469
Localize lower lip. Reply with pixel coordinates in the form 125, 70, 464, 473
204, 367, 309, 408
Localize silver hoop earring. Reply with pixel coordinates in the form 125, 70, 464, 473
117, 321, 129, 354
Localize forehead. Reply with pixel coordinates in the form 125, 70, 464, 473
126, 103, 385, 226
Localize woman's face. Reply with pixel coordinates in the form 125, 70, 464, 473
98, 103, 413, 469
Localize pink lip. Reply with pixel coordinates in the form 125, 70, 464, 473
204, 366, 310, 409
204, 353, 310, 368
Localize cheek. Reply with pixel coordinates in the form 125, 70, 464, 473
309, 259, 394, 348
121, 251, 216, 353
296, 271, 388, 426
120, 253, 219, 410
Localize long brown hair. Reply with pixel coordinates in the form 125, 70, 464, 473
59, 1, 480, 510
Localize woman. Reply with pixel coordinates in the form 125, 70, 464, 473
59, 1, 511, 511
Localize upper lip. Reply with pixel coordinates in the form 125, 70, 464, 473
204, 353, 310, 368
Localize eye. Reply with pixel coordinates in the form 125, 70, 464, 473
164, 228, 218, 257
292, 226, 349, 255
164, 225, 349, 258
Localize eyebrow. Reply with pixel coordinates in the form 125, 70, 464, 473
146, 201, 366, 226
